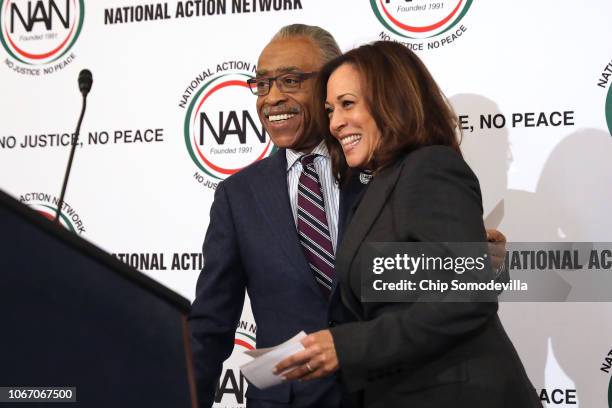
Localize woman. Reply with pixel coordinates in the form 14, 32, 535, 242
275, 41, 540, 407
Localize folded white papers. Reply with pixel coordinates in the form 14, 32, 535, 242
240, 331, 306, 389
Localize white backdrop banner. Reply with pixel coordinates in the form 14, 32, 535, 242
1, 0, 612, 406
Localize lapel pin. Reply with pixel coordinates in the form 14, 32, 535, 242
359, 170, 373, 185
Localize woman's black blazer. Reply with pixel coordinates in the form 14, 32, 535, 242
330, 146, 541, 408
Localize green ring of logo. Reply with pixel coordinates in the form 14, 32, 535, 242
0, 0, 85, 65
606, 82, 612, 138
236, 331, 256, 343
370, 0, 473, 39
608, 375, 611, 408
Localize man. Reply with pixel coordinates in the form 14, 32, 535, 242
189, 24, 360, 408
189, 24, 506, 408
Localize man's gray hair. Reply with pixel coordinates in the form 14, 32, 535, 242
271, 24, 341, 64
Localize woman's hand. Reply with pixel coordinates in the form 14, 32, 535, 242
274, 329, 339, 381
486, 228, 507, 272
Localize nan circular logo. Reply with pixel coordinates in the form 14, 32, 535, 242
1, 0, 83, 74
183, 68, 276, 184
372, 0, 472, 44
19, 192, 86, 234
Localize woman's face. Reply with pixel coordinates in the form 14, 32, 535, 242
325, 63, 382, 169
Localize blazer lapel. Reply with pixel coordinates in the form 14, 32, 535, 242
336, 160, 405, 318
331, 171, 365, 296
250, 150, 323, 297
337, 171, 365, 246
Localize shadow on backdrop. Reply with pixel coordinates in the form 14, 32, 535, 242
452, 92, 612, 407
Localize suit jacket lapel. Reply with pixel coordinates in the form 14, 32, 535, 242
250, 150, 323, 297
336, 160, 405, 318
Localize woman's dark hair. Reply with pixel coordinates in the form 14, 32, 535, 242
312, 41, 461, 183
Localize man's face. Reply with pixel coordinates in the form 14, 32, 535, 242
256, 37, 322, 152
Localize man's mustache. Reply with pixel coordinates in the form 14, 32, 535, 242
262, 105, 301, 117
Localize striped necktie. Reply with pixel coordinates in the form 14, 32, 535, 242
297, 154, 335, 297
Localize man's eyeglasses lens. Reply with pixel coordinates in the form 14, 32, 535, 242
247, 73, 314, 96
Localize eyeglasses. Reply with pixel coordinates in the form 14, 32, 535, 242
247, 72, 317, 96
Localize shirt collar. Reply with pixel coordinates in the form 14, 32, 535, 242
286, 140, 330, 172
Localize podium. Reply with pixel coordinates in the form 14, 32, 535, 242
0, 189, 198, 407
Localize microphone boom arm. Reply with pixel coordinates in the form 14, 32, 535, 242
55, 94, 87, 224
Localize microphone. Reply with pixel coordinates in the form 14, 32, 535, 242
78, 69, 93, 96
55, 69, 93, 224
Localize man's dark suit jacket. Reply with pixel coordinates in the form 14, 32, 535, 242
330, 146, 541, 408
188, 149, 362, 408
